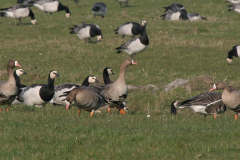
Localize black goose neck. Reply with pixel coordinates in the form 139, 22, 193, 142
82, 77, 89, 86
14, 71, 21, 88
29, 8, 35, 20
58, 2, 70, 13
47, 75, 55, 89
140, 26, 149, 45
103, 69, 111, 85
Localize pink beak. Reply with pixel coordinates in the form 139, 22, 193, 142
132, 60, 137, 65
209, 88, 216, 92
15, 62, 21, 67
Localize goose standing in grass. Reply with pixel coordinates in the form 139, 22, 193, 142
115, 22, 142, 38
163, 3, 185, 12
100, 58, 137, 115
0, 60, 21, 111
227, 3, 240, 13
33, 0, 71, 18
115, 0, 129, 7
0, 5, 36, 25
50, 75, 99, 107
115, 21, 149, 58
187, 13, 206, 21
210, 82, 240, 120
91, 2, 107, 19
19, 70, 59, 106
227, 44, 240, 64
171, 92, 227, 119
69, 22, 103, 42
161, 9, 188, 20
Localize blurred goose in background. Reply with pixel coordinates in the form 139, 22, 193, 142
115, 22, 142, 38
91, 2, 107, 19
227, 44, 240, 64
69, 22, 102, 42
161, 9, 188, 20
19, 70, 59, 106
226, 0, 240, 4
187, 13, 206, 21
100, 58, 137, 115
210, 82, 240, 120
115, 0, 129, 7
115, 21, 149, 58
227, 3, 240, 13
0, 5, 36, 25
17, 0, 34, 5
0, 60, 21, 111
33, 0, 71, 18
171, 92, 227, 119
163, 3, 185, 12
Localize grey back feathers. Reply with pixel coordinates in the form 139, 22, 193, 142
91, 2, 107, 18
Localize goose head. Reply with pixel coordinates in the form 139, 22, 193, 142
209, 82, 228, 91
49, 70, 60, 79
66, 13, 71, 18
88, 76, 99, 84
8, 60, 21, 68
106, 67, 114, 75
171, 101, 179, 115
141, 21, 147, 27
31, 19, 37, 25
227, 58, 233, 64
15, 69, 27, 76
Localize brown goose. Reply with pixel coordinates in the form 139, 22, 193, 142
210, 82, 240, 120
100, 58, 137, 114
64, 87, 104, 117
171, 92, 227, 119
0, 60, 21, 111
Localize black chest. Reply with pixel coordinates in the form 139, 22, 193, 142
39, 86, 55, 101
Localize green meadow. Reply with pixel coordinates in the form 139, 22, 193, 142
1, 0, 240, 159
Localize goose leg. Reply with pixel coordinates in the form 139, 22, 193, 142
235, 112, 238, 120
0, 108, 2, 111
214, 115, 217, 119
116, 106, 126, 115
45, 11, 48, 17
78, 109, 81, 115
102, 16, 104, 19
90, 111, 94, 117
15, 19, 17, 25
6, 105, 10, 112
108, 108, 111, 114
50, 13, 52, 18
204, 115, 206, 118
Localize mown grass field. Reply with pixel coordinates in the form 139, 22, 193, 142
1, 0, 240, 159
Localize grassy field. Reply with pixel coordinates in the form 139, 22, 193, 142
1, 0, 240, 159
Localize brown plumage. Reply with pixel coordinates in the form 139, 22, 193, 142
0, 60, 21, 111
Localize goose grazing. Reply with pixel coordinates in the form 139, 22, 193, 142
115, 22, 142, 38
19, 70, 59, 106
163, 3, 185, 12
210, 82, 240, 120
115, 21, 149, 58
33, 0, 71, 18
171, 92, 227, 119
69, 22, 103, 42
115, 0, 129, 7
0, 60, 21, 111
100, 58, 137, 114
187, 13, 206, 21
160, 9, 188, 20
227, 4, 240, 13
227, 44, 240, 64
0, 5, 36, 25
91, 2, 107, 19
51, 75, 99, 107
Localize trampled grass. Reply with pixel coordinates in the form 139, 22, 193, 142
1, 0, 240, 159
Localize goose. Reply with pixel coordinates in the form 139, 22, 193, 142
227, 44, 240, 64
91, 2, 107, 19
115, 0, 129, 7
18, 70, 59, 106
227, 3, 240, 13
50, 75, 99, 107
33, 0, 71, 18
171, 92, 227, 119
187, 13, 207, 21
69, 22, 103, 42
225, 0, 240, 4
0, 5, 36, 25
115, 22, 142, 38
103, 67, 114, 85
210, 82, 240, 120
17, 0, 34, 5
115, 21, 149, 58
160, 9, 188, 20
100, 58, 137, 114
0, 60, 21, 111
163, 3, 185, 12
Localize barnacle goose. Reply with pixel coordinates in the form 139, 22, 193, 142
18, 70, 59, 106
115, 21, 149, 58
227, 3, 240, 13
115, 22, 142, 38
187, 13, 207, 21
225, 0, 240, 4
161, 9, 188, 20
69, 22, 103, 42
227, 44, 240, 64
115, 0, 129, 7
0, 5, 36, 25
91, 2, 107, 19
163, 3, 185, 12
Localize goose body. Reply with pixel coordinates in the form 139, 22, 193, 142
187, 13, 206, 21
0, 5, 36, 25
70, 22, 102, 42
227, 44, 240, 64
91, 2, 107, 18
226, 0, 240, 4
115, 21, 149, 57
227, 4, 240, 13
161, 9, 188, 20
163, 3, 185, 12
115, 0, 129, 7
19, 70, 59, 106
115, 22, 142, 38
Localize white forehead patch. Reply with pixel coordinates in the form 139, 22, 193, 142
213, 84, 216, 89
15, 61, 19, 66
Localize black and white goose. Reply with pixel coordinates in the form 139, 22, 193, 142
163, 3, 185, 12
187, 13, 206, 21
171, 92, 227, 119
161, 9, 188, 20
227, 44, 240, 64
115, 21, 149, 58
69, 22, 103, 42
115, 0, 129, 7
227, 3, 240, 13
226, 0, 240, 4
33, 0, 71, 18
91, 2, 107, 19
18, 70, 59, 106
115, 22, 142, 38
0, 5, 36, 25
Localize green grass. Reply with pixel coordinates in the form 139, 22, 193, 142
1, 0, 240, 159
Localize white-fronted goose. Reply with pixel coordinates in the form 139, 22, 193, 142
69, 22, 103, 42
91, 2, 107, 19
115, 22, 142, 38
161, 9, 188, 20
210, 82, 240, 120
116, 0, 129, 7
0, 60, 21, 111
115, 21, 149, 58
227, 4, 240, 13
163, 3, 185, 12
171, 92, 227, 119
33, 0, 71, 18
227, 44, 240, 64
187, 13, 207, 21
0, 5, 36, 25
19, 70, 59, 106
100, 58, 137, 114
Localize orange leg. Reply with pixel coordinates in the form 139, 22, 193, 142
0, 108, 2, 111
116, 107, 126, 115
108, 108, 111, 114
235, 112, 238, 121
214, 115, 217, 119
6, 106, 10, 112
204, 115, 206, 118
78, 110, 81, 116
90, 111, 94, 117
